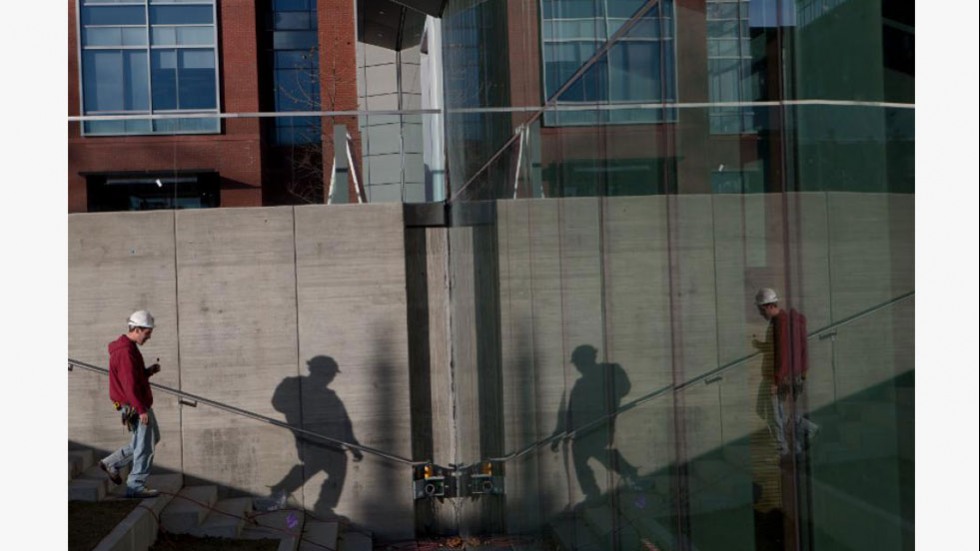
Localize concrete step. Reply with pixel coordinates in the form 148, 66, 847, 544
70, 463, 119, 501
298, 520, 339, 551
69, 449, 94, 480
549, 513, 605, 551
69, 477, 107, 502
92, 473, 184, 551
580, 501, 643, 551
191, 497, 254, 539
160, 485, 219, 534
337, 529, 373, 551
618, 496, 678, 551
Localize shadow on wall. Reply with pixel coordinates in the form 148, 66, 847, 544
269, 355, 364, 519
550, 344, 639, 507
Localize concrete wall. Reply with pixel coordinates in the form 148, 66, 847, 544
483, 192, 913, 529
68, 204, 414, 541
69, 192, 913, 539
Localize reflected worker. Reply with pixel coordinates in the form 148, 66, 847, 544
98, 310, 163, 498
753, 288, 819, 456
269, 355, 363, 517
551, 345, 641, 503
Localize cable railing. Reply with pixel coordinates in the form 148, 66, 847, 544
487, 290, 914, 464
67, 358, 426, 468
69, 290, 912, 473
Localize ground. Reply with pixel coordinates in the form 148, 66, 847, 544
68, 500, 141, 551
149, 533, 279, 550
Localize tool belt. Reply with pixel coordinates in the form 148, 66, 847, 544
114, 402, 140, 432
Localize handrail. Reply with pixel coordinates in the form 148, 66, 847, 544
67, 358, 427, 468
70, 291, 912, 472
487, 290, 914, 465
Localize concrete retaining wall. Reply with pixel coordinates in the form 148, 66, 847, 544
68, 204, 414, 541
69, 192, 913, 539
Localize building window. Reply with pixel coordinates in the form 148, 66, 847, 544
264, 0, 320, 145
78, 0, 220, 136
706, 0, 761, 134
541, 0, 677, 126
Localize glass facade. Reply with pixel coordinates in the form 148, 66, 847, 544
66, 1, 916, 544
78, 0, 220, 135
435, 0, 914, 549
541, 0, 677, 125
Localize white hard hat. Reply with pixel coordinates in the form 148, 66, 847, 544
128, 310, 155, 329
755, 288, 779, 306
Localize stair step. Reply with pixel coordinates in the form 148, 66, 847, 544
619, 495, 679, 551
69, 477, 107, 502
69, 449, 94, 478
191, 497, 253, 539
581, 502, 644, 550
91, 474, 183, 551
338, 530, 372, 551
549, 513, 604, 551
298, 520, 339, 551
161, 485, 219, 534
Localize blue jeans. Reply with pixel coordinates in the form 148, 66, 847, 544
770, 390, 818, 454
102, 408, 160, 493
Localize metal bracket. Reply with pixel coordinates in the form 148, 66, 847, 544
178, 398, 198, 408
463, 461, 505, 496
413, 463, 457, 499
412, 460, 505, 500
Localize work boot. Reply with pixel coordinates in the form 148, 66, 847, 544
99, 461, 122, 485
126, 487, 160, 499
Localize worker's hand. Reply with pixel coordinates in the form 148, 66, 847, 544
550, 437, 561, 452
140, 412, 150, 425
351, 449, 364, 462
147, 360, 161, 376
752, 336, 765, 349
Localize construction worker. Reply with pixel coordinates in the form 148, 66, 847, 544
98, 310, 162, 498
754, 289, 819, 456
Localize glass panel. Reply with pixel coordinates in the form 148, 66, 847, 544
150, 49, 178, 109
149, 5, 213, 25
84, 27, 123, 46
273, 30, 318, 50
151, 26, 178, 45
81, 6, 146, 26
178, 49, 217, 109
274, 11, 312, 30
82, 49, 149, 112
176, 26, 214, 45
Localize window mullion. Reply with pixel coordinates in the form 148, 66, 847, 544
145, 0, 153, 129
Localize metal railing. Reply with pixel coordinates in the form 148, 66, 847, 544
487, 290, 914, 464
69, 290, 912, 472
67, 358, 426, 468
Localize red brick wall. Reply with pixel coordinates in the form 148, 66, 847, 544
68, 0, 264, 212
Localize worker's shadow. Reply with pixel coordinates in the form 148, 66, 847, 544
268, 355, 363, 519
550, 345, 640, 506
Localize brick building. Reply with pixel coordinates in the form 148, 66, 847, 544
68, 0, 361, 212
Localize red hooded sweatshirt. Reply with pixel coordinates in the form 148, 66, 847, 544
108, 335, 153, 414
772, 308, 808, 388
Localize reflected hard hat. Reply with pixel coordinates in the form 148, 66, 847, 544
128, 310, 155, 329
755, 288, 779, 306
571, 345, 597, 364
